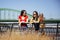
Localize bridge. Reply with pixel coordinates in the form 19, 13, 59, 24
0, 8, 60, 40
0, 8, 32, 20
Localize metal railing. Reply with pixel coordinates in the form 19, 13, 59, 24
0, 22, 60, 40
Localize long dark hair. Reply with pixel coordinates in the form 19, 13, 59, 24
33, 11, 38, 21
20, 10, 27, 16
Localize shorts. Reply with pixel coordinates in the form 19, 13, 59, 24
33, 23, 39, 31
20, 26, 28, 31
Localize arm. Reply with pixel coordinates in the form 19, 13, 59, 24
24, 16, 28, 23
36, 18, 39, 23
33, 18, 39, 23
26, 18, 28, 23
30, 18, 33, 24
18, 18, 21, 26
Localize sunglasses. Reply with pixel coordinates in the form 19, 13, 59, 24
33, 14, 36, 15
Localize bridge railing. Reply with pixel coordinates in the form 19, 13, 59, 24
0, 20, 60, 40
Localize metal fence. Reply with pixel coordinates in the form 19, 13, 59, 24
0, 22, 60, 40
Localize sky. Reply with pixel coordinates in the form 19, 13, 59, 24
0, 0, 60, 19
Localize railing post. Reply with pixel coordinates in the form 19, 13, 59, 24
56, 22, 59, 40
10, 23, 13, 32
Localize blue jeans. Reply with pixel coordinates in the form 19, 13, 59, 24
19, 26, 28, 31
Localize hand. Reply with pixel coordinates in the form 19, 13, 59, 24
19, 23, 21, 26
33, 20, 36, 23
19, 22, 21, 26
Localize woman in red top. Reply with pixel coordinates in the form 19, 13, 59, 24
18, 10, 28, 31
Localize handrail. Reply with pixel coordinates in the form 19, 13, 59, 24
0, 21, 60, 37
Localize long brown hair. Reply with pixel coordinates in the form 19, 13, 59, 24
39, 13, 44, 22
20, 10, 27, 17
33, 11, 38, 21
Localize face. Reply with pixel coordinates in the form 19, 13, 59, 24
39, 13, 43, 18
33, 12, 37, 17
23, 11, 26, 16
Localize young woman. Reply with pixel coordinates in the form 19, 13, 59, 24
30, 11, 39, 33
39, 13, 44, 23
18, 10, 28, 31
39, 13, 45, 35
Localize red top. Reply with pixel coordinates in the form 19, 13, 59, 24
18, 15, 28, 26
